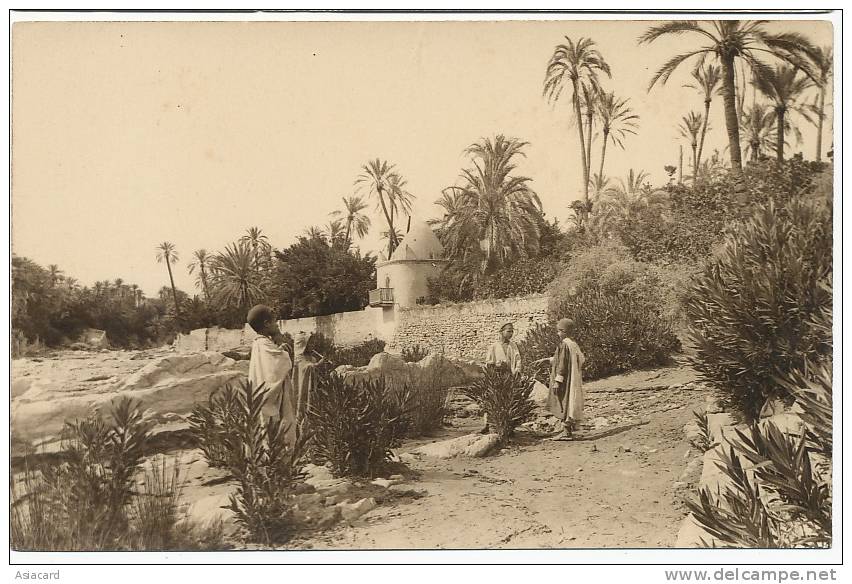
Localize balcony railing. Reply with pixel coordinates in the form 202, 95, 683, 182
369, 288, 394, 307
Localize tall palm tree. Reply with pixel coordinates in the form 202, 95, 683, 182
595, 91, 640, 180
639, 20, 817, 174
187, 248, 212, 300
752, 64, 814, 162
684, 63, 722, 175
543, 37, 612, 211
331, 195, 371, 244
155, 242, 181, 318
323, 219, 347, 249
741, 104, 777, 162
437, 135, 542, 274
805, 46, 833, 162
239, 227, 271, 276
355, 159, 414, 256
678, 111, 705, 179
303, 226, 325, 240
207, 242, 266, 315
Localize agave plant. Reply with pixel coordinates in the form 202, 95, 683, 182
463, 364, 536, 441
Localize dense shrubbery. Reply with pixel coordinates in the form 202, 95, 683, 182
405, 353, 453, 436
462, 365, 536, 441
11, 399, 224, 551
686, 197, 832, 420
307, 372, 411, 477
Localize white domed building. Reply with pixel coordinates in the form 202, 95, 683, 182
369, 218, 449, 308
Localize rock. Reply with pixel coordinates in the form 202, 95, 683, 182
309, 479, 352, 496
413, 433, 499, 459
337, 497, 377, 521
706, 412, 736, 444
293, 492, 324, 508
705, 396, 724, 414
530, 381, 550, 406
302, 463, 334, 482
371, 478, 393, 488
388, 474, 405, 482
678, 456, 704, 485
335, 352, 481, 395
324, 494, 345, 506
593, 417, 610, 430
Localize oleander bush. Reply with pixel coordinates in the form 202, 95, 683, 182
307, 372, 411, 477
685, 197, 832, 420
462, 365, 536, 441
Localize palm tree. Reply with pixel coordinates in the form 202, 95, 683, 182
684, 64, 722, 175
639, 20, 817, 174
331, 195, 371, 244
207, 242, 266, 315
187, 249, 212, 300
323, 219, 347, 249
437, 135, 542, 274
752, 64, 814, 162
805, 46, 833, 162
46, 264, 63, 287
595, 91, 639, 180
600, 169, 669, 223
356, 159, 414, 256
678, 111, 705, 180
303, 226, 325, 240
239, 227, 271, 275
155, 242, 181, 318
741, 104, 777, 162
589, 172, 611, 200
543, 37, 612, 211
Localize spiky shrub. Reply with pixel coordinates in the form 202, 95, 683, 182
686, 361, 832, 548
462, 364, 536, 441
10, 398, 150, 550
187, 384, 242, 467
218, 380, 307, 546
307, 372, 411, 477
685, 198, 832, 420
305, 332, 386, 369
406, 353, 452, 436
401, 344, 430, 363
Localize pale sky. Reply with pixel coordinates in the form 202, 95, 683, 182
11, 19, 834, 297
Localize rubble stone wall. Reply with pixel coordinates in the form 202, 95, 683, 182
386, 294, 549, 361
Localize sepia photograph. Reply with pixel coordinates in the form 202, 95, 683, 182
7, 8, 839, 565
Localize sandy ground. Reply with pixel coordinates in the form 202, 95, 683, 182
291, 363, 706, 550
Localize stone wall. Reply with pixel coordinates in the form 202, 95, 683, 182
387, 294, 549, 361
175, 294, 549, 360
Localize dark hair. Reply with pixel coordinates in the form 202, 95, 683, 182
247, 305, 274, 334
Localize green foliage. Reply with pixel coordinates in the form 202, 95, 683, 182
685, 198, 832, 420
405, 353, 452, 436
517, 322, 561, 381
550, 288, 681, 380
401, 345, 430, 363
187, 385, 242, 468
686, 362, 832, 548
462, 365, 536, 441
307, 372, 411, 478
275, 233, 377, 319
473, 257, 562, 300
689, 410, 715, 453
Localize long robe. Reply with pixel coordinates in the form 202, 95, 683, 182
248, 334, 297, 443
546, 337, 586, 422
485, 340, 522, 373
291, 354, 318, 422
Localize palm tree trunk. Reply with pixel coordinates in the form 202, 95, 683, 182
776, 108, 785, 163
345, 218, 352, 245
816, 86, 825, 162
691, 143, 698, 181
585, 109, 594, 185
201, 265, 209, 301
572, 80, 589, 210
720, 54, 744, 175
375, 187, 397, 256
165, 259, 181, 318
598, 129, 608, 183
751, 140, 760, 163
678, 145, 683, 184
697, 98, 711, 177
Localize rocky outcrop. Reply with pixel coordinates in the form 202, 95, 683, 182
12, 351, 248, 446
411, 433, 500, 459
335, 352, 482, 393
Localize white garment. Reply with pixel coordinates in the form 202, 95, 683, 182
485, 340, 522, 373
248, 334, 293, 393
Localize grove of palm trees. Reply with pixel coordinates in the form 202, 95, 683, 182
11, 17, 834, 555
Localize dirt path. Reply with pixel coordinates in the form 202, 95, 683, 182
296, 364, 709, 549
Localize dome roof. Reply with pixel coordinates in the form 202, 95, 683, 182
389, 218, 444, 261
